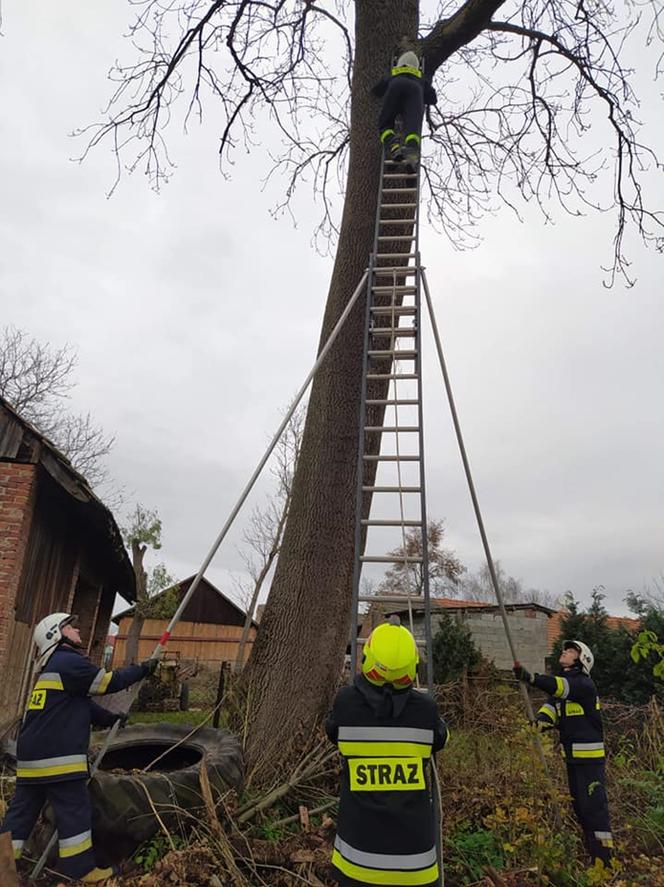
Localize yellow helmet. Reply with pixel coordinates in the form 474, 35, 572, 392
362, 622, 419, 688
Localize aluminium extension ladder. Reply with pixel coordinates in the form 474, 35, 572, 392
348, 149, 435, 693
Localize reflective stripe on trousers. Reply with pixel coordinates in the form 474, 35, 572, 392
333, 836, 439, 886
59, 829, 93, 858
571, 742, 605, 760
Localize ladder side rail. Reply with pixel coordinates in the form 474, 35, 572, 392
372, 155, 388, 253
414, 250, 434, 693
349, 256, 378, 678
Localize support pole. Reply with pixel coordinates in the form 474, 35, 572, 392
421, 270, 550, 773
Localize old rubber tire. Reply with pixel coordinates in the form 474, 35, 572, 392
88, 723, 243, 863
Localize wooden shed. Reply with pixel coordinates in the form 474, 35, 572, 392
0, 396, 135, 727
112, 576, 258, 665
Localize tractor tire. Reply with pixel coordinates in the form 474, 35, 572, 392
88, 722, 243, 864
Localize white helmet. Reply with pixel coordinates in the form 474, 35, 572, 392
396, 51, 420, 70
564, 639, 594, 675
33, 613, 76, 668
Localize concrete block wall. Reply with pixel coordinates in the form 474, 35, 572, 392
417, 608, 550, 673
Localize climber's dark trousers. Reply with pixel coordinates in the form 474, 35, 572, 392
378, 76, 424, 139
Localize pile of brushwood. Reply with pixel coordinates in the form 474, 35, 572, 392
8, 676, 664, 887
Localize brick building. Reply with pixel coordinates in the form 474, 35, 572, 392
0, 396, 135, 729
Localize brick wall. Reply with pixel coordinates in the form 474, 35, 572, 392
0, 462, 37, 720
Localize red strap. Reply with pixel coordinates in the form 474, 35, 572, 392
159, 630, 171, 647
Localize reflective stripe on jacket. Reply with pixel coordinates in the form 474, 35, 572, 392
391, 65, 422, 79
17, 645, 146, 784
534, 666, 604, 764
326, 675, 447, 886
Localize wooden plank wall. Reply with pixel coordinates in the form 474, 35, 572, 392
113, 618, 257, 664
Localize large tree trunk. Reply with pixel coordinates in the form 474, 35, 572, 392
242, 0, 510, 779
242, 0, 419, 777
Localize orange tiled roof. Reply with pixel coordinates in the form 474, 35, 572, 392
547, 610, 641, 652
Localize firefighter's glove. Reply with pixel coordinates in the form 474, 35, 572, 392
115, 712, 129, 729
141, 657, 160, 676
512, 661, 534, 684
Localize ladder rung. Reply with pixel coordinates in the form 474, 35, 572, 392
366, 374, 418, 380
370, 307, 416, 316
379, 219, 415, 226
371, 286, 417, 293
373, 266, 417, 273
362, 486, 422, 493
364, 426, 419, 432
358, 595, 425, 604
361, 555, 424, 564
380, 203, 417, 209
382, 172, 417, 178
365, 399, 419, 406
361, 520, 423, 527
377, 236, 415, 242
381, 188, 418, 194
368, 350, 417, 358
369, 328, 415, 337
374, 253, 417, 271
362, 454, 420, 461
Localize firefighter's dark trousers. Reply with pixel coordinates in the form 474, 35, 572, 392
0, 779, 97, 878
378, 76, 424, 140
566, 763, 613, 864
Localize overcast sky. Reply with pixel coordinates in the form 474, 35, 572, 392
1, 2, 662, 618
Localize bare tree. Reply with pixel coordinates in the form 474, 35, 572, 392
376, 519, 465, 598
122, 504, 174, 664
85, 0, 664, 777
461, 560, 557, 607
234, 406, 304, 671
0, 325, 114, 489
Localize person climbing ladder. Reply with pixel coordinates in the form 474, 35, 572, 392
372, 50, 437, 173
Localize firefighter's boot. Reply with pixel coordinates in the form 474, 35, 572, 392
80, 866, 119, 883
381, 129, 403, 163
403, 135, 420, 173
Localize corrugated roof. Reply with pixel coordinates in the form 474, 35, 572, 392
0, 395, 135, 601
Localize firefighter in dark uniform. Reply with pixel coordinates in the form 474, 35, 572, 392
372, 51, 438, 172
326, 619, 448, 886
513, 640, 613, 865
0, 612, 158, 883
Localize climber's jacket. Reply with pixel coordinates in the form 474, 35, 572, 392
534, 664, 605, 764
372, 68, 438, 106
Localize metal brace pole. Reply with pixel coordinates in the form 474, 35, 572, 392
30, 270, 369, 880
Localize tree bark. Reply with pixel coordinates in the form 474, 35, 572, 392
242, 0, 419, 777
243, 0, 510, 779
